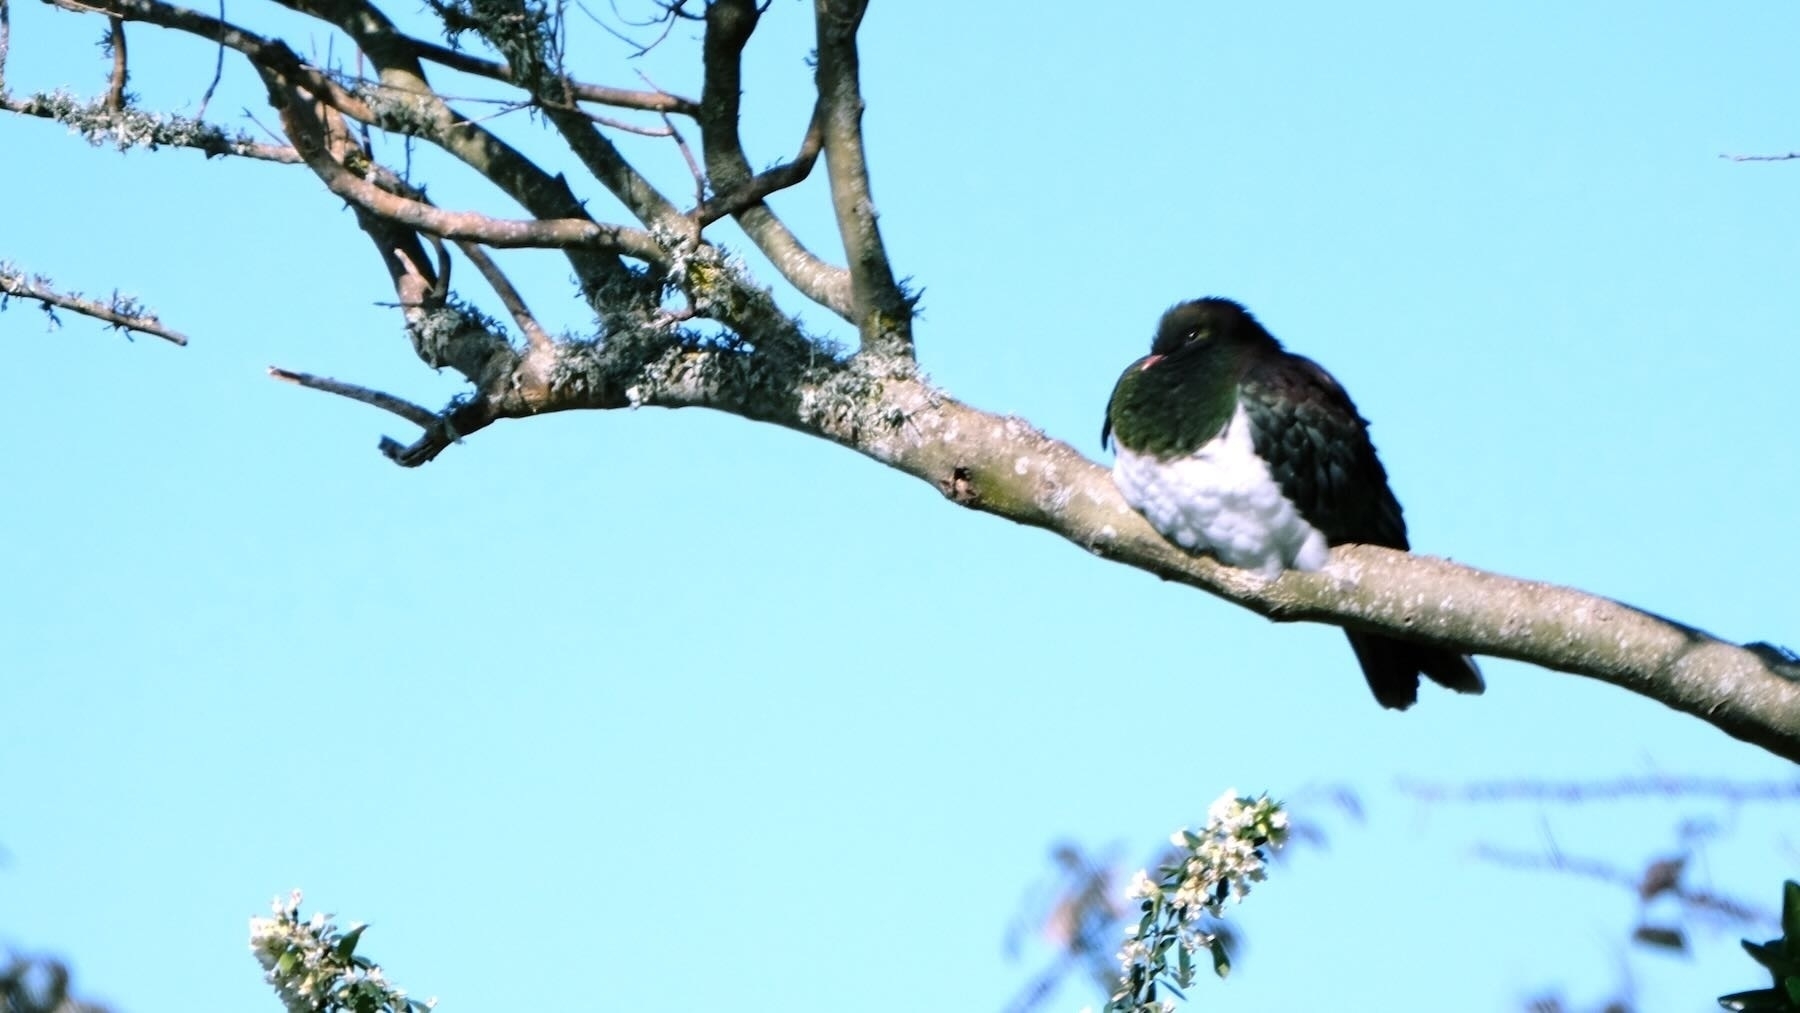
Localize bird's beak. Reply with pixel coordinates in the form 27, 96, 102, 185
1142, 354, 1163, 370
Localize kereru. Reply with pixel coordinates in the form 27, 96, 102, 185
1103, 297, 1483, 709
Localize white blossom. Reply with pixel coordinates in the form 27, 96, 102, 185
1106, 792, 1289, 1013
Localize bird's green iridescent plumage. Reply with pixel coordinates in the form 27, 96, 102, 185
1102, 315, 1258, 459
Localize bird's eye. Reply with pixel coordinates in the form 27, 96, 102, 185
1189, 327, 1209, 342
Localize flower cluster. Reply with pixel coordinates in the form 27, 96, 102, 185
248, 890, 436, 1013
1107, 791, 1289, 1013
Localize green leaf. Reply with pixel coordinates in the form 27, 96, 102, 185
1717, 987, 1785, 1011
1785, 976, 1800, 1006
1744, 940, 1797, 979
335, 923, 368, 961
276, 951, 297, 976
1177, 941, 1193, 984
1783, 881, 1800, 954
1210, 937, 1231, 979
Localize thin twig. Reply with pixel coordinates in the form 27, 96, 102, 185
267, 366, 438, 428
194, 0, 225, 117
698, 102, 822, 224
1398, 775, 1800, 805
1719, 151, 1800, 162
407, 36, 699, 114
577, 0, 685, 57
1470, 843, 1775, 928
661, 112, 706, 210
0, 270, 188, 345
573, 105, 669, 135
105, 16, 128, 110
455, 242, 553, 352
265, 70, 664, 258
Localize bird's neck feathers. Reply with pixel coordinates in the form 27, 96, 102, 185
1106, 340, 1261, 458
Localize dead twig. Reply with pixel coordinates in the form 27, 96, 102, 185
1719, 151, 1800, 162
268, 366, 438, 428
0, 269, 187, 345
1398, 775, 1800, 806
195, 0, 225, 117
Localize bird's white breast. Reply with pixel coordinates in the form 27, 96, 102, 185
1111, 403, 1328, 579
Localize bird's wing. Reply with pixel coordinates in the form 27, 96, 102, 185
1238, 353, 1409, 549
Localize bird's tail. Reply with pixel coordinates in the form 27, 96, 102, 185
1344, 632, 1485, 711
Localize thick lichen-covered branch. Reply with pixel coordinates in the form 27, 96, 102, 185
583, 340, 1800, 764
0, 87, 299, 159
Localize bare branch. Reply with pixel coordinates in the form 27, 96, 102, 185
1719, 151, 1800, 162
194, 0, 224, 117
1398, 776, 1800, 806
268, 0, 639, 298
506, 333, 1800, 763
1471, 844, 1775, 928
662, 111, 705, 211
571, 105, 670, 136
698, 0, 850, 318
540, 102, 685, 233
0, 88, 301, 160
0, 264, 188, 344
265, 71, 665, 260
455, 241, 553, 352
104, 16, 127, 110
268, 366, 437, 428
409, 37, 699, 113
697, 103, 822, 225
812, 0, 911, 355
576, 0, 685, 58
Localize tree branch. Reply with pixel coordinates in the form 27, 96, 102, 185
104, 15, 127, 110
699, 0, 851, 319
268, 0, 638, 300
268, 366, 438, 428
408, 36, 700, 115
696, 105, 822, 225
1397, 775, 1800, 806
0, 263, 188, 344
0, 87, 301, 161
455, 241, 553, 352
480, 330, 1800, 764
264, 70, 666, 260
1471, 844, 1774, 928
812, 0, 911, 355
1719, 151, 1800, 162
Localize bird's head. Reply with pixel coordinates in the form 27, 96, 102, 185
1145, 297, 1277, 365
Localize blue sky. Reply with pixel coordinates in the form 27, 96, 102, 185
3, 2, 1798, 1012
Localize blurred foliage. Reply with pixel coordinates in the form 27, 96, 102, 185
1, 953, 111, 1013
1719, 881, 1800, 1012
